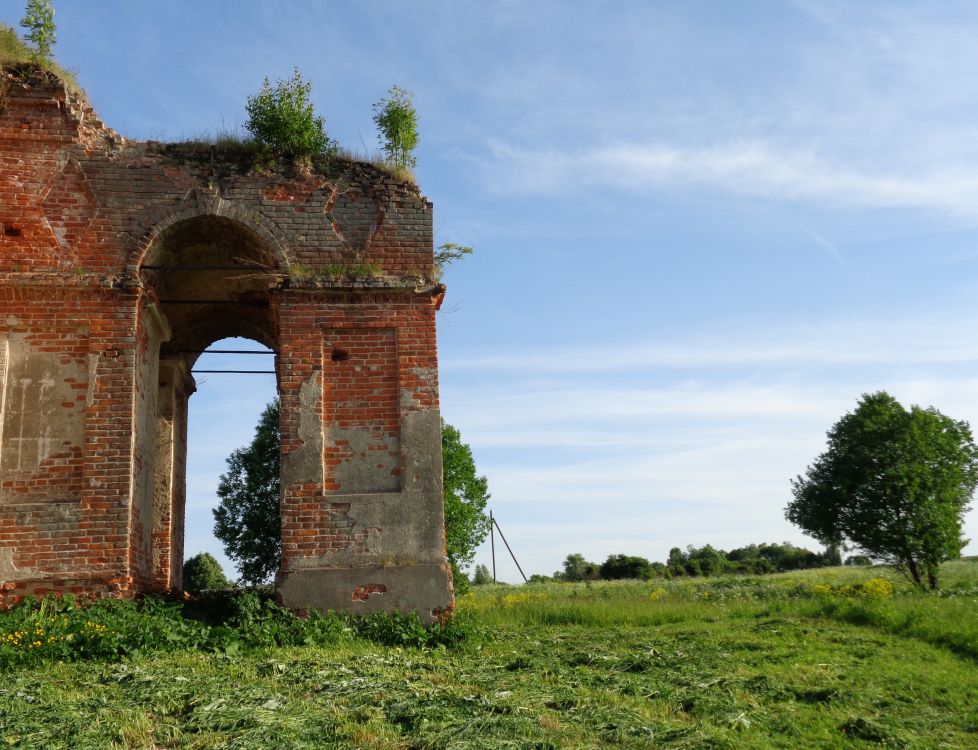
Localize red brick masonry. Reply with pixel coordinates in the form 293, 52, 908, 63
0, 67, 453, 620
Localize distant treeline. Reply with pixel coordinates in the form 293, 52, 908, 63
532, 543, 867, 583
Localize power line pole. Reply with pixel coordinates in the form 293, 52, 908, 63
492, 513, 528, 583
490, 510, 497, 583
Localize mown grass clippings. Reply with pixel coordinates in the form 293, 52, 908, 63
1, 562, 978, 747
5, 612, 977, 749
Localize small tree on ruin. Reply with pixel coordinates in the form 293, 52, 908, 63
20, 0, 56, 65
373, 85, 419, 171
245, 68, 334, 158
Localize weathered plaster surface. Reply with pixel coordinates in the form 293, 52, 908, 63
281, 374, 323, 486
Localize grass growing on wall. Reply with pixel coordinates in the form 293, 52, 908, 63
2, 562, 978, 748
0, 23, 82, 97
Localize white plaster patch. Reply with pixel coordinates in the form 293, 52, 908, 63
0, 547, 34, 581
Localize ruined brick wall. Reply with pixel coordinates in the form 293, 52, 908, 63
0, 68, 452, 619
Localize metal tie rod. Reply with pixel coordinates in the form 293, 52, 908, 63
180, 349, 278, 354
158, 299, 270, 305
140, 265, 275, 271
191, 369, 276, 374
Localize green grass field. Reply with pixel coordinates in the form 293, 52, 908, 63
2, 563, 978, 749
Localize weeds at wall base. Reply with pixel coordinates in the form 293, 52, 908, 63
0, 591, 472, 669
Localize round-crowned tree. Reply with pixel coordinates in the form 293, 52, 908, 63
787, 391, 978, 589
599, 554, 655, 580
183, 552, 232, 595
213, 400, 281, 586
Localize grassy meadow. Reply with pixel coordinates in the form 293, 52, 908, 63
2, 563, 978, 748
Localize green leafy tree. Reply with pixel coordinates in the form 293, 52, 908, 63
666, 546, 688, 577
599, 554, 655, 580
442, 420, 491, 583
822, 543, 843, 567
213, 400, 281, 585
20, 0, 55, 64
372, 85, 419, 170
555, 553, 600, 581
245, 68, 333, 158
183, 552, 232, 595
686, 544, 727, 576
472, 564, 493, 585
787, 391, 978, 589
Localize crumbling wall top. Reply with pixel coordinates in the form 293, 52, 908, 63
0, 65, 436, 284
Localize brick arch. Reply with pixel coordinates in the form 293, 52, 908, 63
126, 191, 291, 274
0, 72, 452, 619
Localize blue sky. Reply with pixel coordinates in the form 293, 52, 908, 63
6, 1, 978, 580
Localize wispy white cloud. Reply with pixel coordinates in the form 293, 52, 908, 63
446, 384, 845, 433
443, 317, 978, 375
801, 225, 848, 271
483, 140, 978, 216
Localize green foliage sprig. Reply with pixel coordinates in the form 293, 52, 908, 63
372, 85, 419, 171
434, 242, 473, 281
20, 0, 55, 65
245, 69, 334, 158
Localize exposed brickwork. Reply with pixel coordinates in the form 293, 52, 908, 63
0, 67, 453, 618
351, 583, 386, 601
323, 327, 401, 493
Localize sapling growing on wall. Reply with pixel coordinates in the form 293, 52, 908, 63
373, 85, 419, 171
20, 0, 56, 65
245, 68, 334, 158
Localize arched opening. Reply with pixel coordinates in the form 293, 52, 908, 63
135, 214, 282, 590
184, 337, 278, 583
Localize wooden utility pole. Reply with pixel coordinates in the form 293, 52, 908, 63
490, 510, 497, 583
